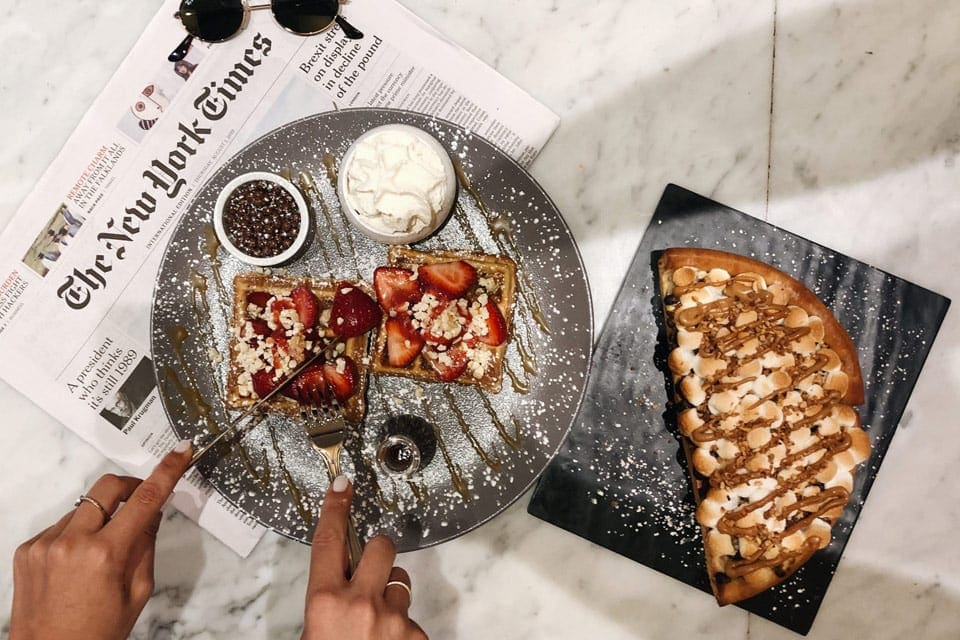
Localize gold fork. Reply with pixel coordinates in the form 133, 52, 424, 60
299, 398, 363, 576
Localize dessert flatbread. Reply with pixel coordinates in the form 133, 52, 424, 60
658, 248, 870, 605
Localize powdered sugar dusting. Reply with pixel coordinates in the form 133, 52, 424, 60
151, 108, 593, 550
528, 185, 950, 635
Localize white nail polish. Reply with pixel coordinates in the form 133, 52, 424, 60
173, 439, 192, 454
332, 475, 349, 492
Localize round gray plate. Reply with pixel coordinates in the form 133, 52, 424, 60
150, 108, 593, 550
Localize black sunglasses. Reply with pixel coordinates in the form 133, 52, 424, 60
170, 0, 362, 60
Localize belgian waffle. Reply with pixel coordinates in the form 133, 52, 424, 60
657, 248, 870, 605
226, 273, 370, 423
371, 246, 517, 392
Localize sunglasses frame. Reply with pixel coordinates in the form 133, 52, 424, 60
176, 0, 344, 43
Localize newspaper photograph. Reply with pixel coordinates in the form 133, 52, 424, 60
0, 0, 558, 556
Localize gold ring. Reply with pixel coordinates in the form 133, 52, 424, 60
385, 580, 412, 604
74, 495, 111, 524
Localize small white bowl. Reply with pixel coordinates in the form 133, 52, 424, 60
337, 124, 457, 245
213, 171, 310, 267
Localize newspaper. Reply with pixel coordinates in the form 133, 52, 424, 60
0, 0, 558, 556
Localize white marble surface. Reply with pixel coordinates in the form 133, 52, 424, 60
2, 0, 959, 638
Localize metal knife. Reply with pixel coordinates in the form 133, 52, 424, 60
188, 339, 334, 467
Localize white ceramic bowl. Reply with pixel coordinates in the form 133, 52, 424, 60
213, 171, 310, 267
337, 124, 457, 245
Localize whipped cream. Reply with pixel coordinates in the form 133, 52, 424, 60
343, 129, 449, 236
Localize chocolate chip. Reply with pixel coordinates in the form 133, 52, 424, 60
664, 294, 680, 306
222, 180, 300, 258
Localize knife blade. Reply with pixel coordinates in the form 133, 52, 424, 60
188, 338, 334, 467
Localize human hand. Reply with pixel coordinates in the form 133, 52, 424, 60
302, 475, 428, 640
11, 441, 194, 640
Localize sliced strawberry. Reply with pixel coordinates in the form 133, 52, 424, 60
244, 319, 271, 346
422, 300, 469, 345
271, 328, 290, 370
477, 300, 508, 346
269, 297, 296, 327
385, 317, 424, 367
290, 284, 319, 329
423, 343, 468, 381
330, 283, 382, 338
282, 362, 328, 405
374, 267, 422, 311
322, 357, 357, 403
419, 261, 477, 299
459, 330, 479, 348
250, 319, 270, 336
246, 291, 272, 309
251, 370, 277, 398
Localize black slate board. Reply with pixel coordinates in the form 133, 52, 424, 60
527, 184, 951, 635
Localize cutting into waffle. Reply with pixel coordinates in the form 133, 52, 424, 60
226, 273, 382, 423
657, 248, 870, 605
370, 247, 518, 392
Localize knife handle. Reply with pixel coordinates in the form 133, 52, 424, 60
346, 518, 363, 578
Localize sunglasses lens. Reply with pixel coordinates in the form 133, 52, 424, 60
178, 0, 245, 42
271, 0, 338, 35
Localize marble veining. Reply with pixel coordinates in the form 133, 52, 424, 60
2, 0, 959, 638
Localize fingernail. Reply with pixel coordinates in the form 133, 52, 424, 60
331, 475, 349, 492
173, 439, 193, 454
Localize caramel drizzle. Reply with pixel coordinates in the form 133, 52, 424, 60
374, 476, 429, 512
187, 272, 226, 404
374, 378, 396, 416
202, 224, 229, 306
513, 307, 539, 377
454, 194, 537, 389
240, 431, 272, 491
161, 362, 271, 491
190, 271, 210, 320
375, 479, 400, 511
295, 172, 333, 269
503, 363, 531, 395
317, 156, 348, 258
167, 306, 272, 491
443, 387, 501, 470
671, 273, 854, 577
162, 363, 212, 423
166, 324, 225, 410
318, 156, 362, 276
422, 399, 471, 502
477, 390, 523, 450
269, 424, 314, 527
321, 151, 339, 186
454, 159, 550, 335
406, 478, 429, 503
166, 223, 316, 518
455, 202, 484, 248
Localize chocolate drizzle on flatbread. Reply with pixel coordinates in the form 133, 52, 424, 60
658, 248, 870, 605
